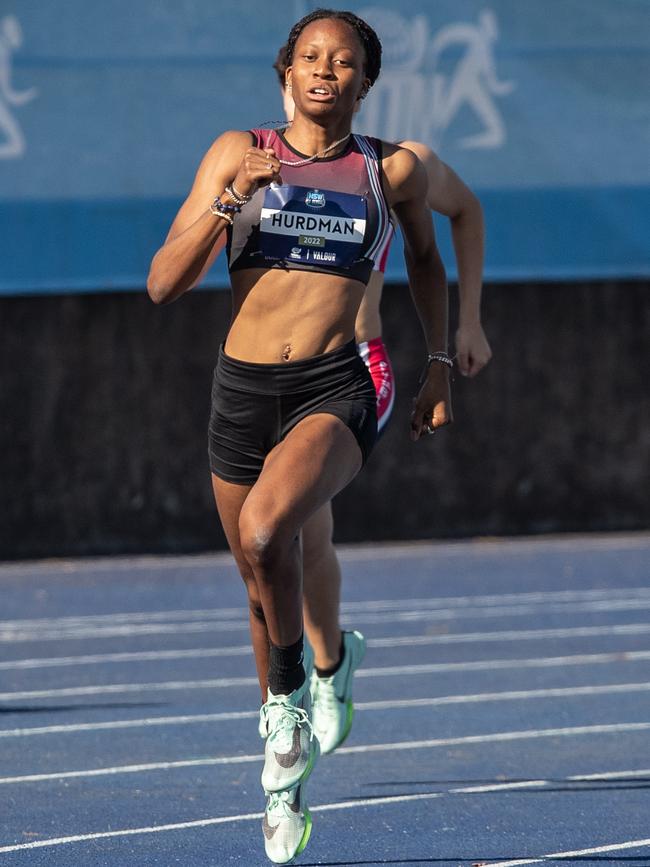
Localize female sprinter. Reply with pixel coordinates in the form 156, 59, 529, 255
147, 9, 451, 864
271, 46, 491, 758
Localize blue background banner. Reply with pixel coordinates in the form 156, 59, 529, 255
1, 1, 648, 293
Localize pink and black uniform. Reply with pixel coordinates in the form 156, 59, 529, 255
209, 129, 394, 484
357, 335, 394, 434
227, 128, 392, 284
229, 128, 397, 435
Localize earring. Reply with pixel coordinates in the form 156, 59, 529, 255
287, 82, 292, 91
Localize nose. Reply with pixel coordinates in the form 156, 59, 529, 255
314, 57, 335, 79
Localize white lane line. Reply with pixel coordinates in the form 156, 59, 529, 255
0, 676, 258, 701
4, 586, 650, 630
0, 608, 245, 630
2, 681, 649, 741
3, 649, 650, 702
350, 588, 650, 610
7, 599, 650, 641
0, 645, 254, 671
0, 810, 266, 854
5, 589, 650, 642
1, 774, 649, 854
486, 837, 650, 867
0, 711, 258, 739
0, 620, 249, 642
346, 598, 650, 627
337, 722, 650, 756
569, 768, 650, 781
357, 681, 650, 711
354, 650, 650, 678
5, 622, 650, 671
371, 622, 650, 649
1, 722, 649, 784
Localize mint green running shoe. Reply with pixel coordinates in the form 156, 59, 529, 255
259, 675, 319, 794
258, 642, 314, 740
263, 779, 313, 864
310, 630, 366, 755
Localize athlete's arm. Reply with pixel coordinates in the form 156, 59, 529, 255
400, 140, 492, 377
383, 144, 452, 440
147, 131, 280, 304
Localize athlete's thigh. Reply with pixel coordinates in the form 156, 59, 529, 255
211, 473, 253, 569
244, 413, 362, 535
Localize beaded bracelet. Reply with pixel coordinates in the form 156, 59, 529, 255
224, 183, 253, 206
209, 195, 238, 224
426, 351, 454, 369
418, 351, 454, 385
210, 195, 240, 214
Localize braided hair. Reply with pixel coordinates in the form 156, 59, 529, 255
285, 8, 382, 87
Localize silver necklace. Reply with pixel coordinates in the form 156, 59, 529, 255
278, 133, 352, 167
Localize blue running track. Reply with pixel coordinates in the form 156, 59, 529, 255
0, 534, 649, 866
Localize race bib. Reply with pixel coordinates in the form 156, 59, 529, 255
259, 184, 367, 268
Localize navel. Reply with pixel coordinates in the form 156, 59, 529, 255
281, 344, 292, 361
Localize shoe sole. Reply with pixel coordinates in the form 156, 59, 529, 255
293, 805, 312, 860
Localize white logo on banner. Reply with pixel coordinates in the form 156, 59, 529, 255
358, 8, 515, 150
0, 15, 37, 159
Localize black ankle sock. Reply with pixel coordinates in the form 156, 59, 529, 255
268, 635, 306, 695
315, 633, 346, 679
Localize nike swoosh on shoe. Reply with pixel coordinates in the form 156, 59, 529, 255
262, 814, 279, 840
262, 788, 302, 839
274, 724, 302, 768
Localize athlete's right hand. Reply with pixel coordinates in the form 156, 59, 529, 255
410, 365, 453, 441
232, 147, 282, 198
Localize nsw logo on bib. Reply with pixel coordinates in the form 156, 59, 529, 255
259, 184, 367, 268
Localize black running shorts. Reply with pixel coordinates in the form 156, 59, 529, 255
208, 340, 378, 485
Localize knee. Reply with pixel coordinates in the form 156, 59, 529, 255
238, 506, 293, 574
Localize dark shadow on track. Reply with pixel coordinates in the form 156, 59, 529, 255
364, 777, 650, 793
347, 785, 650, 801
367, 777, 650, 786
0, 701, 167, 715
299, 860, 461, 866
301, 858, 650, 866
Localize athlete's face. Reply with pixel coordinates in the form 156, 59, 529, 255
287, 19, 370, 121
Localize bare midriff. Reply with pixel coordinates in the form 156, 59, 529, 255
225, 268, 366, 363
354, 270, 384, 343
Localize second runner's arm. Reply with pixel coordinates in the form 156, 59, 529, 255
400, 141, 492, 377
384, 145, 452, 440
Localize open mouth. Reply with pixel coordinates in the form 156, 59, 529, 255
307, 86, 336, 101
